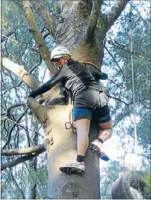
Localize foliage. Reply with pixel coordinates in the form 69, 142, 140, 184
143, 168, 151, 199
104, 1, 150, 155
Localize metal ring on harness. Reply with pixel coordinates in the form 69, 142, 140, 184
65, 122, 73, 129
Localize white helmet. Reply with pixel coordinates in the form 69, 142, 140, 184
50, 46, 71, 61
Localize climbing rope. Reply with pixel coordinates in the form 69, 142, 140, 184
129, 6, 139, 170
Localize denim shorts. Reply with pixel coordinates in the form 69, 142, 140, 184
72, 106, 111, 123
72, 108, 92, 121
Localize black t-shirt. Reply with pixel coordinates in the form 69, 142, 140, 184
29, 60, 107, 100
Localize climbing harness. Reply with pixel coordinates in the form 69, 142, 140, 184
64, 95, 76, 133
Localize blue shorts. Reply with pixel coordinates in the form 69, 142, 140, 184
72, 106, 111, 123
72, 108, 92, 121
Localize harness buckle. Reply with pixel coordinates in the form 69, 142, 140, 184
65, 122, 72, 129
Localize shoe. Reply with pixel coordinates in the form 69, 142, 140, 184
90, 139, 109, 161
60, 160, 85, 175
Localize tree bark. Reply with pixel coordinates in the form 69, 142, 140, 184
31, 0, 56, 37
2, 57, 41, 89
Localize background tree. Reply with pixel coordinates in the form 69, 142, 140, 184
1, 0, 150, 199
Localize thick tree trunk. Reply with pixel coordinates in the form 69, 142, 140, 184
45, 105, 100, 198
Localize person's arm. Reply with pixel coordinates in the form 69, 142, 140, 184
100, 72, 108, 80
28, 79, 53, 98
85, 62, 108, 80
28, 68, 66, 98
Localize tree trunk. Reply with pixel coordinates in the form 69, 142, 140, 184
45, 105, 100, 198
43, 2, 102, 197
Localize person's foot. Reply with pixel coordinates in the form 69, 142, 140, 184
60, 160, 85, 175
90, 139, 109, 161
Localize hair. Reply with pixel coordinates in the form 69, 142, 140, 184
62, 55, 71, 60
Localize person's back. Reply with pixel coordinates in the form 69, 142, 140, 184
60, 60, 103, 99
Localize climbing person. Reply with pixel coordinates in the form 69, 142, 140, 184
26, 46, 112, 175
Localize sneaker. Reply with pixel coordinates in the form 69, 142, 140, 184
59, 160, 85, 175
90, 139, 109, 161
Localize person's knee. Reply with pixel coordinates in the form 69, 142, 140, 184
106, 128, 112, 137
99, 128, 112, 141
99, 121, 112, 129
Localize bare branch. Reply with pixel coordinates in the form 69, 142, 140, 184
20, 0, 55, 74
1, 31, 15, 43
2, 144, 45, 156
2, 117, 44, 139
107, 37, 151, 62
107, 0, 129, 31
2, 58, 64, 106
1, 149, 45, 171
108, 94, 132, 106
6, 104, 24, 118
104, 45, 125, 78
2, 108, 29, 149
2, 57, 41, 89
27, 97, 48, 124
100, 0, 129, 33
84, 0, 101, 42
31, 0, 56, 37
113, 112, 129, 127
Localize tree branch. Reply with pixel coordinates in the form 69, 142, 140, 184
104, 45, 125, 78
1, 148, 46, 171
105, 0, 129, 32
108, 94, 132, 106
2, 108, 29, 149
107, 37, 151, 62
1, 31, 15, 43
84, 0, 101, 42
2, 144, 45, 156
27, 97, 48, 124
2, 57, 41, 89
2, 117, 45, 142
31, 0, 56, 37
15, 0, 55, 75
99, 0, 129, 34
6, 104, 24, 118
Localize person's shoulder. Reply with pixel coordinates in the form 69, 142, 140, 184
83, 61, 99, 69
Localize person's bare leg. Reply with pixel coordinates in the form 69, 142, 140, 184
59, 118, 90, 175
75, 119, 91, 156
90, 121, 112, 160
